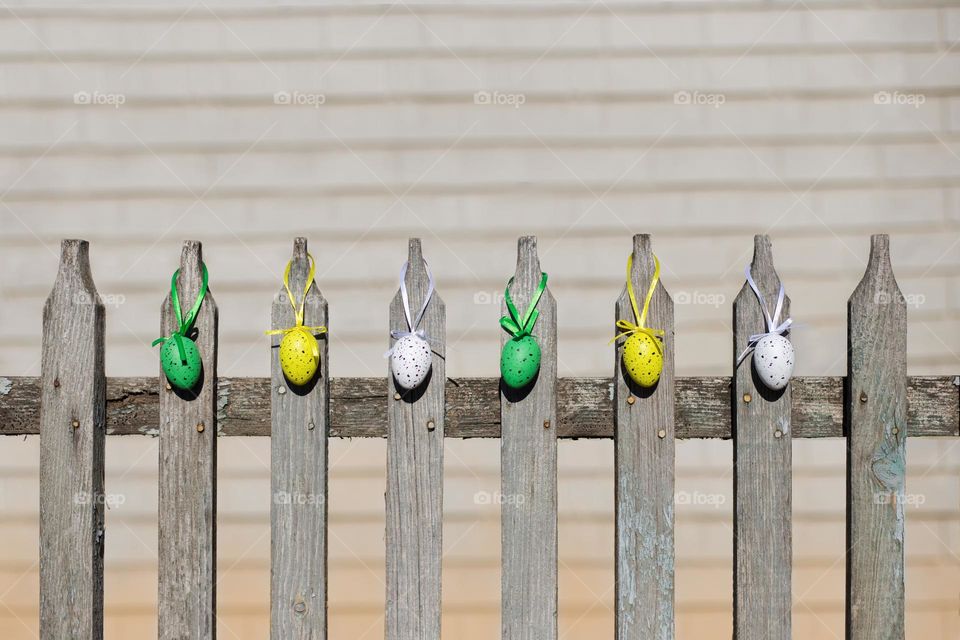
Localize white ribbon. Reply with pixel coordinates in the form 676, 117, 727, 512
384, 259, 435, 357
736, 264, 792, 365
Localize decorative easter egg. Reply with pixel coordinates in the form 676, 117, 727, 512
391, 334, 432, 390
622, 332, 663, 388
500, 334, 541, 389
160, 337, 202, 391
279, 327, 320, 386
753, 334, 794, 390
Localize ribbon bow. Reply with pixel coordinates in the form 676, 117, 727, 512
609, 253, 665, 353
152, 263, 209, 362
264, 253, 328, 352
384, 259, 435, 357
500, 272, 548, 338
736, 264, 792, 365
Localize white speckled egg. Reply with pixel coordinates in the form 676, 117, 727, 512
390, 334, 432, 390
753, 334, 794, 390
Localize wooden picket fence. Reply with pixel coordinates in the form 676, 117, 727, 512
2, 233, 956, 639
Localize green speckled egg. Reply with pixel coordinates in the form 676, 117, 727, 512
622, 332, 662, 388
500, 334, 541, 389
279, 328, 320, 386
160, 337, 202, 391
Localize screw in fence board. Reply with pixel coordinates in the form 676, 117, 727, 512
846, 234, 906, 640
614, 234, 675, 640
158, 241, 218, 640
270, 238, 329, 639
39, 240, 106, 640
500, 236, 557, 640
732, 235, 791, 640
385, 238, 445, 640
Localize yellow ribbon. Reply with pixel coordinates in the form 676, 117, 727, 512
265, 253, 327, 354
609, 253, 665, 354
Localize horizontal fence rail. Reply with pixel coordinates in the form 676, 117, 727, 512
15, 234, 960, 640
2, 375, 957, 438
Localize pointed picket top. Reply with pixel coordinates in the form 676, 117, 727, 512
846, 234, 907, 640
40, 239, 106, 640
614, 233, 675, 639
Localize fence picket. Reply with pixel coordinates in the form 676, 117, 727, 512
270, 238, 329, 639
158, 240, 218, 640
385, 238, 445, 639
846, 234, 907, 640
614, 234, 675, 639
39, 239, 106, 640
733, 235, 792, 639
501, 236, 557, 640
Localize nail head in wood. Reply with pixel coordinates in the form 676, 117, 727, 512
859, 391, 868, 403
626, 395, 635, 405
743, 393, 752, 403
657, 429, 666, 439
72, 420, 80, 429
196, 422, 205, 433
774, 429, 783, 438
307, 422, 315, 431
394, 392, 401, 401
427, 420, 435, 431
543, 420, 551, 429
278, 386, 286, 395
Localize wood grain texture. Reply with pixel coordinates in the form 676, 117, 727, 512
39, 240, 106, 640
846, 235, 907, 640
614, 235, 675, 640
2, 375, 956, 439
158, 241, 218, 640
500, 236, 557, 640
733, 235, 791, 640
385, 238, 445, 640
270, 238, 328, 639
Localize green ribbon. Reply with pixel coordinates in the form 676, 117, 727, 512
500, 272, 548, 338
152, 263, 209, 363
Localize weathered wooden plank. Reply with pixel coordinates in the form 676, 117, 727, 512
39, 239, 106, 640
614, 234, 675, 639
158, 241, 218, 640
500, 236, 557, 640
270, 238, 328, 639
846, 234, 907, 640
733, 235, 791, 640
2, 376, 957, 439
385, 238, 445, 640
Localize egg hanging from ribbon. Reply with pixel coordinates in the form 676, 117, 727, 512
160, 337, 202, 391
391, 334, 432, 391
752, 334, 794, 391
279, 327, 320, 386
621, 332, 663, 388
500, 334, 541, 389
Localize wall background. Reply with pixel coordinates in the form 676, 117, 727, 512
0, 1, 959, 638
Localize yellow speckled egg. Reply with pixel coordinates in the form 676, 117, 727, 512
279, 327, 320, 386
622, 332, 663, 388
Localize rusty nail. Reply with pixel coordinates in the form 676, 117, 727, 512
657, 429, 666, 439
427, 420, 435, 431
53, 378, 60, 388
543, 420, 551, 429
627, 395, 636, 405
394, 392, 401, 401
308, 422, 315, 431
196, 422, 205, 433
72, 420, 80, 429
774, 429, 783, 438
859, 391, 868, 403
743, 393, 752, 404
